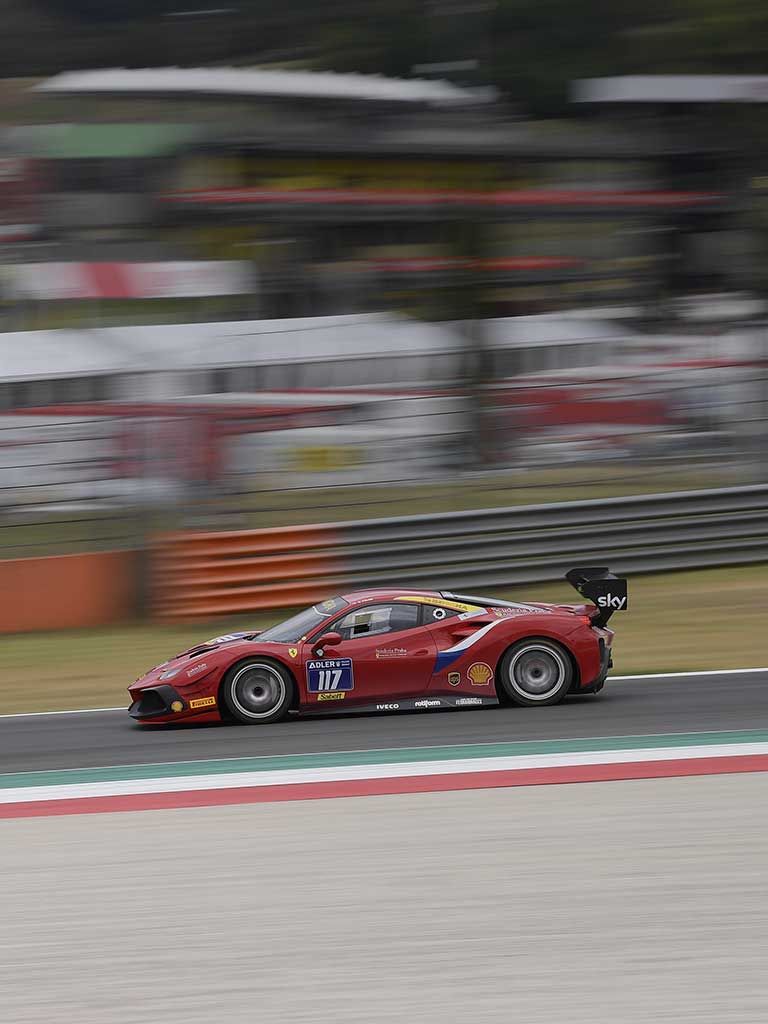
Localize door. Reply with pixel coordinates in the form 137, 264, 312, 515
307, 602, 437, 704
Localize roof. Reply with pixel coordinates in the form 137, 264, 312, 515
486, 313, 626, 348
0, 313, 464, 382
34, 68, 494, 107
572, 76, 768, 104
99, 313, 464, 371
341, 588, 440, 603
0, 328, 128, 381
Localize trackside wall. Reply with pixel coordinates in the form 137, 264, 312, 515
0, 550, 138, 633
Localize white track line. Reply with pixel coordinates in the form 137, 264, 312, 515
1, 666, 766, 721
0, 706, 124, 719
611, 668, 768, 681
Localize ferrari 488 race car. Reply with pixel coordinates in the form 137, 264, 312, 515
128, 567, 627, 726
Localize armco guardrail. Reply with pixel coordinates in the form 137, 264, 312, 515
152, 485, 768, 619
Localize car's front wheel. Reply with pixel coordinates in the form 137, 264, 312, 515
221, 659, 295, 724
498, 640, 573, 707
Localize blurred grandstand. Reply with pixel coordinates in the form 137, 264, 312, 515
0, 66, 766, 628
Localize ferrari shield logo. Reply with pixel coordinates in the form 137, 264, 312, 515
288, 648, 298, 659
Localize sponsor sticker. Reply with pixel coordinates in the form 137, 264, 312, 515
189, 696, 216, 709
307, 658, 354, 693
455, 697, 483, 706
375, 647, 407, 659
170, 700, 184, 713
317, 691, 345, 702
395, 595, 483, 614
491, 605, 550, 617
447, 672, 461, 686
414, 698, 442, 708
468, 662, 493, 686
376, 703, 400, 711
314, 597, 347, 615
432, 607, 447, 620
187, 662, 209, 678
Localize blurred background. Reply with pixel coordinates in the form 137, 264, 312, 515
0, 0, 766, 696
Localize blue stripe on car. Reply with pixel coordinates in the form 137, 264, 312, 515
433, 620, 501, 673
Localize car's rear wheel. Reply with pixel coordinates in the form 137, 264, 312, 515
498, 640, 573, 707
221, 659, 294, 724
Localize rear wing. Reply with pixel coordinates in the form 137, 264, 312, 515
565, 566, 628, 628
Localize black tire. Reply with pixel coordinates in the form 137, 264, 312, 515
498, 639, 573, 707
220, 658, 295, 724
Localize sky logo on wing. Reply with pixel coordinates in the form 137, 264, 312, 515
433, 620, 501, 673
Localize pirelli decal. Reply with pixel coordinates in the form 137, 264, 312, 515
189, 696, 216, 709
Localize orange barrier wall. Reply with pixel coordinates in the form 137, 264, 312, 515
0, 550, 138, 634
153, 525, 343, 620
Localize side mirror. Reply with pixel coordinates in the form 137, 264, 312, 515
313, 631, 342, 656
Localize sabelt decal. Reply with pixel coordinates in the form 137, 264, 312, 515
187, 662, 209, 678
468, 662, 493, 686
375, 647, 407, 659
447, 672, 461, 686
189, 696, 216, 709
395, 595, 483, 614
317, 692, 345, 702
307, 658, 354, 693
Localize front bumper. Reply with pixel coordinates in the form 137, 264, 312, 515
128, 684, 186, 721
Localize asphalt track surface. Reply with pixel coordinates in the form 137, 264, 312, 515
3, 774, 768, 1024
2, 669, 767, 773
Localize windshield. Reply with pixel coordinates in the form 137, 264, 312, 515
258, 597, 349, 644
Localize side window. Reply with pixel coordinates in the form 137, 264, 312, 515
334, 603, 420, 641
424, 604, 460, 623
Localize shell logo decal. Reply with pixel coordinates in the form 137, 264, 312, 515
468, 662, 493, 686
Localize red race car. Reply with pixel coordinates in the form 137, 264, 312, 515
128, 567, 627, 726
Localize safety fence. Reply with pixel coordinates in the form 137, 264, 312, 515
152, 484, 768, 620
